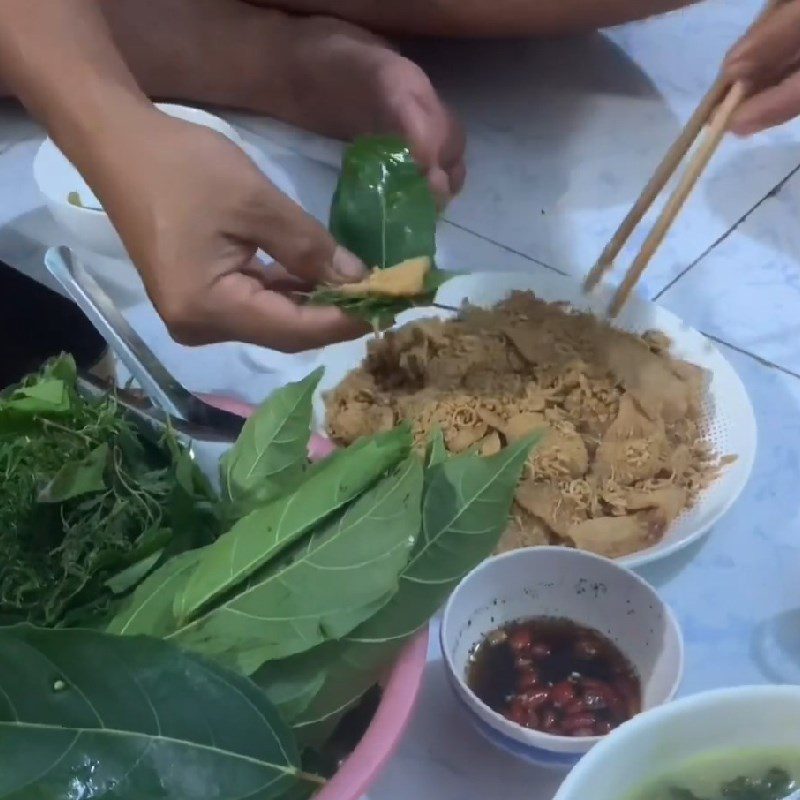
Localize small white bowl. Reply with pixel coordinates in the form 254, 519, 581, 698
33, 103, 246, 262
440, 547, 683, 769
553, 685, 800, 800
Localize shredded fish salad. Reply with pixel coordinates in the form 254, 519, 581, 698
325, 292, 734, 559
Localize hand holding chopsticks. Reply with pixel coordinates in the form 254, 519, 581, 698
584, 0, 782, 318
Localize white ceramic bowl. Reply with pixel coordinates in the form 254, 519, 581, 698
440, 547, 684, 769
553, 685, 800, 800
33, 103, 247, 262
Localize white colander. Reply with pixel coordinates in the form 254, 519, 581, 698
313, 271, 757, 569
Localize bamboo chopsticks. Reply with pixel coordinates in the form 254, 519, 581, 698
584, 0, 782, 317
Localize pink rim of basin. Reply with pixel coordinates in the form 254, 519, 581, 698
202, 394, 430, 800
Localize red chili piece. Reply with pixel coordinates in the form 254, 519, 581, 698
550, 681, 576, 708
509, 628, 533, 654
517, 668, 540, 692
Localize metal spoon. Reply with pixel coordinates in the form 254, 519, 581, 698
44, 246, 245, 442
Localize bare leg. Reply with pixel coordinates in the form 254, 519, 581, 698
0, 0, 464, 198
0, 0, 696, 200
252, 0, 698, 37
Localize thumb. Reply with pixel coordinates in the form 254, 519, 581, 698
245, 174, 367, 285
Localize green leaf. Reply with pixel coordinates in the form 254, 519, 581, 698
3, 377, 71, 415
163, 444, 220, 556
176, 426, 412, 621
307, 291, 411, 331
103, 549, 164, 595
410, 434, 542, 584
426, 428, 448, 467
43, 353, 78, 386
220, 369, 321, 514
0, 625, 310, 800
257, 438, 537, 743
171, 456, 423, 673
330, 136, 437, 270
37, 442, 108, 503
261, 670, 327, 724
107, 550, 201, 636
308, 267, 455, 329
320, 136, 450, 328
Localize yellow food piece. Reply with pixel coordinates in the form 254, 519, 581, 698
340, 256, 431, 298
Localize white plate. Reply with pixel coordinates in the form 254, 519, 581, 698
312, 271, 757, 569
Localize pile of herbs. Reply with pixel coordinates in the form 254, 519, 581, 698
0, 365, 539, 798
0, 355, 217, 627
309, 135, 455, 329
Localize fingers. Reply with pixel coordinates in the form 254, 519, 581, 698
725, 1, 800, 88
245, 173, 367, 286
447, 159, 467, 197
174, 270, 369, 352
437, 107, 468, 200
730, 68, 800, 134
395, 84, 467, 207
427, 114, 467, 206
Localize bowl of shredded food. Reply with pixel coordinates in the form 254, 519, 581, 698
315, 271, 756, 568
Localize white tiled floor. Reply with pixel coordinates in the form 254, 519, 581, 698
659, 167, 800, 375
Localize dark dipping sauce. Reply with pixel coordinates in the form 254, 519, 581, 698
467, 617, 641, 738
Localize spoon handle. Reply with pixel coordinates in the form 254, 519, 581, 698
44, 246, 244, 439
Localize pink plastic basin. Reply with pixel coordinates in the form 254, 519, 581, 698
203, 395, 430, 800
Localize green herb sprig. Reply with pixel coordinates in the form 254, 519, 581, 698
0, 356, 217, 627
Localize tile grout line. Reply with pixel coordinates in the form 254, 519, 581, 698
703, 331, 800, 380
653, 160, 800, 301
438, 219, 567, 275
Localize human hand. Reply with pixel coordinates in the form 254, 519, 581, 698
86, 108, 369, 351
724, 0, 800, 135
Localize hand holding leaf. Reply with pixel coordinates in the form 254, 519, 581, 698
310, 136, 455, 329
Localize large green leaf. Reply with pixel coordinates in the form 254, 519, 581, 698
315, 136, 450, 329
170, 456, 423, 673
0, 626, 313, 799
426, 427, 448, 467
176, 426, 412, 622
257, 438, 536, 744
329, 136, 437, 270
408, 433, 542, 584
107, 550, 200, 637
219, 369, 321, 514
263, 670, 327, 725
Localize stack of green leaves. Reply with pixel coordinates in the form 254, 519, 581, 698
0, 366, 538, 798
0, 355, 218, 628
107, 369, 539, 749
309, 135, 454, 329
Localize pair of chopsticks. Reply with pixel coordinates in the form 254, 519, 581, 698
584, 0, 782, 317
